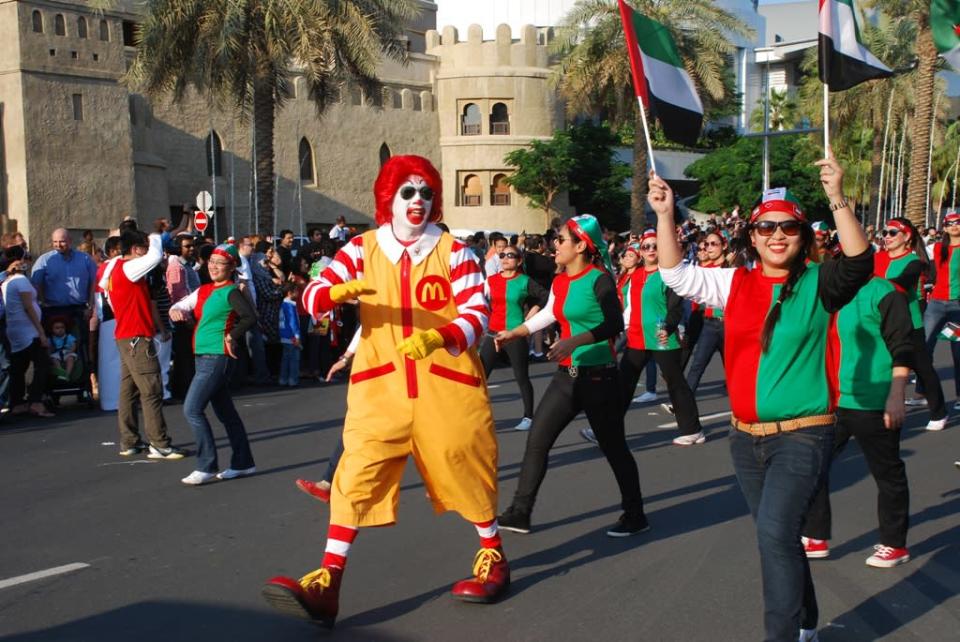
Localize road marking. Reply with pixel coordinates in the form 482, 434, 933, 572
658, 410, 731, 429
100, 442, 115, 446
0, 563, 90, 590
97, 460, 157, 467
487, 384, 501, 389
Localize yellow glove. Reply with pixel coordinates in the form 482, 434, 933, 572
396, 328, 445, 360
329, 279, 376, 304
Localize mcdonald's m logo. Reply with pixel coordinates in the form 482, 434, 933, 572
416, 275, 452, 311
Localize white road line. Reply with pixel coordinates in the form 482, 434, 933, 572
658, 410, 731, 429
0, 563, 90, 590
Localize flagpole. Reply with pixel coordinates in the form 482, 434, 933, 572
822, 85, 830, 158
636, 97, 656, 174
876, 90, 894, 228
925, 92, 942, 228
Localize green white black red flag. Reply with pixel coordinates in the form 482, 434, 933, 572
818, 0, 892, 91
931, 0, 960, 71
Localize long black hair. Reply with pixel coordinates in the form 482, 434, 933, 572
739, 222, 817, 353
887, 217, 930, 273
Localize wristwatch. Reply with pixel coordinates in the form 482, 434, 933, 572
829, 198, 848, 212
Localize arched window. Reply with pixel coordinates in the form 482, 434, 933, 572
32, 10, 43, 33
298, 137, 315, 184
77, 17, 87, 39
490, 103, 510, 135
55, 14, 65, 36
491, 174, 511, 206
205, 131, 222, 177
461, 174, 482, 207
461, 103, 481, 136
379, 143, 391, 167
99, 19, 109, 41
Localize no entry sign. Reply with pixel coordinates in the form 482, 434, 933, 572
194, 210, 209, 233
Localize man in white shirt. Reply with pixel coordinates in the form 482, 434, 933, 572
328, 216, 349, 244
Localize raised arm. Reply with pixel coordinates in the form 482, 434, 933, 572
121, 234, 164, 282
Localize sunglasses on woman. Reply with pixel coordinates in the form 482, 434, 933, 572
751, 220, 803, 237
880, 229, 901, 237
640, 244, 657, 251
498, 252, 520, 260
399, 186, 434, 201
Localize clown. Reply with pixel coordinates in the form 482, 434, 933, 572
262, 156, 507, 627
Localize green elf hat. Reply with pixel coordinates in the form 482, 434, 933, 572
566, 214, 614, 274
750, 187, 806, 223
212, 243, 239, 264
810, 221, 830, 236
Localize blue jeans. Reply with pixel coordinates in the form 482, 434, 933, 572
246, 327, 271, 384
922, 299, 960, 397
279, 343, 300, 386
184, 355, 255, 474
686, 318, 724, 392
729, 423, 835, 641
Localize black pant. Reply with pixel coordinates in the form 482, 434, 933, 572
169, 321, 195, 399
9, 338, 49, 406
323, 437, 345, 483
686, 318, 724, 393
804, 407, 909, 548
620, 348, 702, 436
479, 335, 535, 418
910, 328, 947, 420
681, 310, 704, 370
510, 367, 644, 516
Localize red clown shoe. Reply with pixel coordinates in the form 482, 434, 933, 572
262, 566, 343, 627
450, 547, 510, 603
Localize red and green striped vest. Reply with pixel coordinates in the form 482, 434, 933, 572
725, 263, 835, 423
931, 243, 960, 301
874, 250, 922, 328
552, 266, 617, 367
487, 273, 531, 333
194, 282, 239, 355
625, 268, 680, 351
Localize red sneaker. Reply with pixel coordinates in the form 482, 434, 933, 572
802, 537, 830, 559
451, 547, 510, 604
295, 479, 331, 503
262, 566, 342, 627
866, 544, 910, 568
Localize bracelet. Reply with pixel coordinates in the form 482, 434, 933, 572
829, 198, 848, 212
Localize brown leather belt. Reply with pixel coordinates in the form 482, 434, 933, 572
732, 414, 835, 437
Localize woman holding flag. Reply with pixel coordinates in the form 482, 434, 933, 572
494, 215, 647, 538
921, 211, 960, 418
652, 158, 872, 642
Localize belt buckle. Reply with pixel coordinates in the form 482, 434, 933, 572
567, 365, 579, 378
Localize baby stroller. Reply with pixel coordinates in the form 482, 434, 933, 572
45, 315, 95, 409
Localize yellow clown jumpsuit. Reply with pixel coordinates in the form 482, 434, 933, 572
330, 229, 498, 527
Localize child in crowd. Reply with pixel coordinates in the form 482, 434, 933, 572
48, 316, 78, 381
278, 282, 301, 387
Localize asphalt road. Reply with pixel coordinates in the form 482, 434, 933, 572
0, 347, 958, 642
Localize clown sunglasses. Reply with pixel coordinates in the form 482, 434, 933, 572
400, 186, 434, 201
751, 220, 803, 237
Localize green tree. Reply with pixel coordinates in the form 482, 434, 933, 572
749, 88, 799, 132
551, 0, 752, 230
126, 0, 417, 233
686, 136, 829, 220
503, 133, 577, 225
567, 122, 631, 230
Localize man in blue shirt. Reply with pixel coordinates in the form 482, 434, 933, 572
30, 228, 98, 325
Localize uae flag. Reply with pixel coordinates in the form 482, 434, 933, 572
931, 0, 960, 72
940, 322, 960, 342
617, 0, 703, 147
818, 0, 892, 91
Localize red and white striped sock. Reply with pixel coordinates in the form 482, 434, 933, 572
321, 524, 358, 569
474, 519, 502, 549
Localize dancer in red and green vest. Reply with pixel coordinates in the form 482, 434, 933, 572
480, 245, 548, 431
620, 230, 704, 446
921, 210, 960, 425
684, 230, 727, 396
802, 274, 913, 568
652, 156, 873, 642
494, 214, 647, 538
617, 243, 659, 405
874, 217, 948, 431
170, 243, 258, 486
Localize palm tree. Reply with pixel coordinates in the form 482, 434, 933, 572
551, 0, 752, 230
749, 88, 799, 132
126, 0, 418, 233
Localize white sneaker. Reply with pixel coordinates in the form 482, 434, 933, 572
579, 427, 598, 444
661, 403, 675, 415
672, 431, 706, 446
181, 470, 218, 486
954, 400, 960, 411
632, 391, 657, 403
513, 417, 533, 431
217, 466, 257, 480
798, 628, 819, 642
925, 418, 947, 431
904, 397, 928, 407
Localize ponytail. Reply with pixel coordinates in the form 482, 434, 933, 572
759, 253, 808, 353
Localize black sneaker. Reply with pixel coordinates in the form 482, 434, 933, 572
147, 445, 187, 460
498, 506, 532, 534
606, 512, 650, 538
118, 441, 148, 457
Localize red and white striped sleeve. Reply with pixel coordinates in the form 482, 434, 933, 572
435, 240, 489, 355
302, 236, 365, 320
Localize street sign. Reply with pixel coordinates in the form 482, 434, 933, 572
196, 190, 212, 212
194, 210, 209, 233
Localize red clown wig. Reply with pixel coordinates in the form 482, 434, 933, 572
373, 155, 443, 227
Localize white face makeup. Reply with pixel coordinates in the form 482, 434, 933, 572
391, 175, 434, 241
